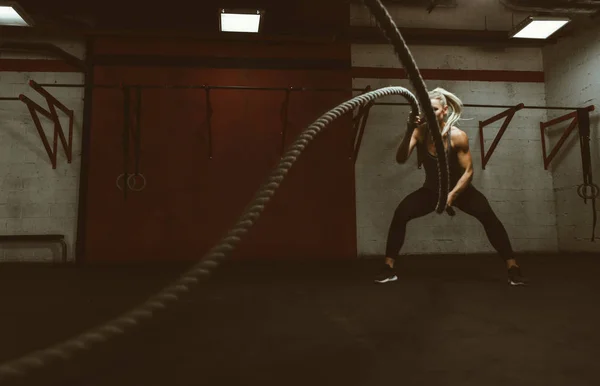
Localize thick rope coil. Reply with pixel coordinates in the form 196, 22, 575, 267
0, 0, 449, 381
362, 0, 449, 213
0, 86, 448, 383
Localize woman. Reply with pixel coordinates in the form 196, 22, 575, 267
375, 87, 528, 286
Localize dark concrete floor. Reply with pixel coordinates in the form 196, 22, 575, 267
1, 253, 600, 386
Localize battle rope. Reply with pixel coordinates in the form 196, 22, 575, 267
363, 0, 448, 213
0, 0, 449, 381
0, 87, 445, 383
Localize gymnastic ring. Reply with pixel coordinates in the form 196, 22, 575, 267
116, 173, 126, 191
127, 173, 146, 191
577, 183, 599, 200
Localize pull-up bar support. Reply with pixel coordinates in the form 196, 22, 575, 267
540, 105, 595, 170
34, 84, 359, 161
372, 101, 595, 169
371, 102, 592, 110
34, 83, 364, 93
479, 103, 524, 170
18, 80, 74, 169
24, 83, 594, 170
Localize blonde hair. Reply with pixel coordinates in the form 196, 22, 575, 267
427, 87, 464, 136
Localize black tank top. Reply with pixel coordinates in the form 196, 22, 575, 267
417, 130, 465, 192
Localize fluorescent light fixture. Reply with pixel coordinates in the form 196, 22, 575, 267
510, 16, 570, 39
0, 1, 33, 27
219, 8, 263, 33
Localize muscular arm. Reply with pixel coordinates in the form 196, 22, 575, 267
396, 121, 424, 164
449, 129, 474, 201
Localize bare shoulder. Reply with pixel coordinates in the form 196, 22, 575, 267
450, 127, 469, 149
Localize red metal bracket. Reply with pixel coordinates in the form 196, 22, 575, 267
540, 105, 595, 170
19, 80, 74, 169
478, 103, 524, 169
352, 85, 373, 162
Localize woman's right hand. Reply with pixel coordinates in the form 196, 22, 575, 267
407, 115, 424, 130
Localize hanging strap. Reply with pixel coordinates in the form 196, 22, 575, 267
577, 108, 597, 241
122, 86, 130, 200
132, 87, 142, 177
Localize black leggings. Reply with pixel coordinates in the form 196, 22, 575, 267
385, 186, 514, 260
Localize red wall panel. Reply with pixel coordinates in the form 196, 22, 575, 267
84, 48, 355, 262
92, 38, 349, 60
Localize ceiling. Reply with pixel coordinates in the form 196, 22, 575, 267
2, 0, 599, 43
10, 0, 350, 33
500, 0, 600, 14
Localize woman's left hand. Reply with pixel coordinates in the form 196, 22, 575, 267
446, 192, 456, 208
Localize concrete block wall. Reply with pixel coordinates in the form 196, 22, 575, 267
542, 21, 600, 252
0, 35, 84, 262
352, 44, 557, 257
350, 0, 531, 31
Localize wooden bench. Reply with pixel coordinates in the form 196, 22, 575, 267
0, 234, 67, 263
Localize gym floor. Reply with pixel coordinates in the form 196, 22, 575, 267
1, 253, 599, 386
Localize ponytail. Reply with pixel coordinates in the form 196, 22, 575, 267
427, 87, 464, 136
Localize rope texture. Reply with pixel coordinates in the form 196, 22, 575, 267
363, 0, 449, 213
0, 86, 446, 382
0, 0, 449, 381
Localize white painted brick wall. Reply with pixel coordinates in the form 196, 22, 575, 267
353, 44, 557, 257
543, 21, 600, 252
352, 45, 544, 72
0, 36, 84, 262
